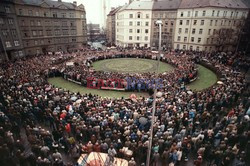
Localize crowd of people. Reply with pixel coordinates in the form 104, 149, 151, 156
0, 48, 249, 166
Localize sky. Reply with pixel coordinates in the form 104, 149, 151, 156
64, 0, 129, 26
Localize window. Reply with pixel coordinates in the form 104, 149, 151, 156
35, 11, 39, 16
187, 11, 191, 17
178, 28, 182, 33
5, 41, 11, 48
221, 20, 223, 26
213, 29, 216, 35
195, 11, 198, 17
212, 10, 215, 17
34, 40, 38, 45
183, 45, 186, 49
37, 21, 41, 26
190, 46, 193, 50
198, 38, 201, 43
211, 38, 214, 44
137, 36, 140, 40
192, 28, 196, 34
129, 36, 132, 40
146, 14, 149, 18
193, 20, 197, 25
179, 20, 183, 25
145, 22, 149, 26
228, 21, 231, 26
39, 30, 43, 36
177, 36, 181, 41
145, 29, 149, 33
208, 29, 211, 35
129, 29, 132, 33
201, 20, 204, 25
230, 12, 233, 18
14, 41, 20, 46
137, 22, 140, 26
177, 44, 180, 49
2, 30, 7, 36
207, 38, 210, 44
137, 29, 140, 33
53, 13, 57, 18
8, 19, 13, 25
210, 20, 213, 26
184, 37, 187, 42
235, 12, 238, 18
202, 11, 206, 16
19, 9, 23, 15
196, 46, 200, 51
217, 11, 220, 17
223, 11, 227, 17
28, 10, 33, 16
191, 37, 194, 42
215, 20, 218, 26
137, 13, 141, 18
129, 21, 133, 26
0, 18, 3, 24
30, 20, 34, 26
32, 31, 37, 36
11, 30, 16, 36
61, 13, 66, 18
185, 28, 188, 34
199, 29, 203, 34
5, 7, 10, 13
145, 36, 148, 41
129, 14, 133, 18
171, 21, 174, 26
186, 20, 190, 25
180, 12, 184, 17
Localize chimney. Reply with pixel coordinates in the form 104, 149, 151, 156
58, 0, 62, 2
73, 1, 77, 6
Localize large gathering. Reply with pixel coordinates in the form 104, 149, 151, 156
0, 0, 250, 166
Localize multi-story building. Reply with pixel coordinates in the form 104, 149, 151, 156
116, 0, 153, 48
106, 7, 121, 46
174, 0, 249, 52
151, 0, 181, 49
14, 0, 87, 56
0, 0, 24, 60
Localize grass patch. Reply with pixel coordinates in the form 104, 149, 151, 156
187, 65, 218, 91
92, 58, 173, 73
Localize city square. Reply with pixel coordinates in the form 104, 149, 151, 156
0, 0, 250, 166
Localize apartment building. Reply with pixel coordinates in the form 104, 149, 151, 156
13, 0, 87, 56
151, 0, 181, 49
106, 7, 121, 46
116, 0, 153, 48
174, 0, 249, 52
0, 0, 24, 60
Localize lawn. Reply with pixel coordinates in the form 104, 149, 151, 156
187, 65, 218, 91
92, 58, 174, 73
48, 64, 217, 98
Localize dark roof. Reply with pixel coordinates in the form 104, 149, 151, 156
20, 0, 84, 10
152, 0, 182, 10
179, 0, 248, 9
242, 0, 250, 8
107, 6, 122, 16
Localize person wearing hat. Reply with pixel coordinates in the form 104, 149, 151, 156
128, 157, 136, 166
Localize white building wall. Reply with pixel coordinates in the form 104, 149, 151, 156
174, 7, 249, 52
116, 10, 152, 48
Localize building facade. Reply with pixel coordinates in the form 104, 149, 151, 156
106, 7, 121, 46
0, 0, 24, 60
173, 0, 249, 52
13, 0, 87, 56
151, 0, 181, 49
115, 0, 153, 48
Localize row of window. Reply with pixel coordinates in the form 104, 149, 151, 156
176, 36, 221, 45
5, 41, 20, 48
18, 8, 76, 18
20, 20, 76, 27
128, 29, 149, 34
128, 36, 149, 41
0, 18, 14, 25
129, 13, 150, 19
126, 21, 149, 26
180, 10, 247, 18
24, 38, 77, 47
179, 19, 241, 27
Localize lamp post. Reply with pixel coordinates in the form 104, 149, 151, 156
146, 20, 162, 166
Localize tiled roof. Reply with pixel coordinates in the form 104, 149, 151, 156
152, 0, 182, 10
179, 0, 248, 9
125, 0, 154, 10
20, 0, 81, 9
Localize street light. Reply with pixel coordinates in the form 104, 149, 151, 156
146, 20, 162, 166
